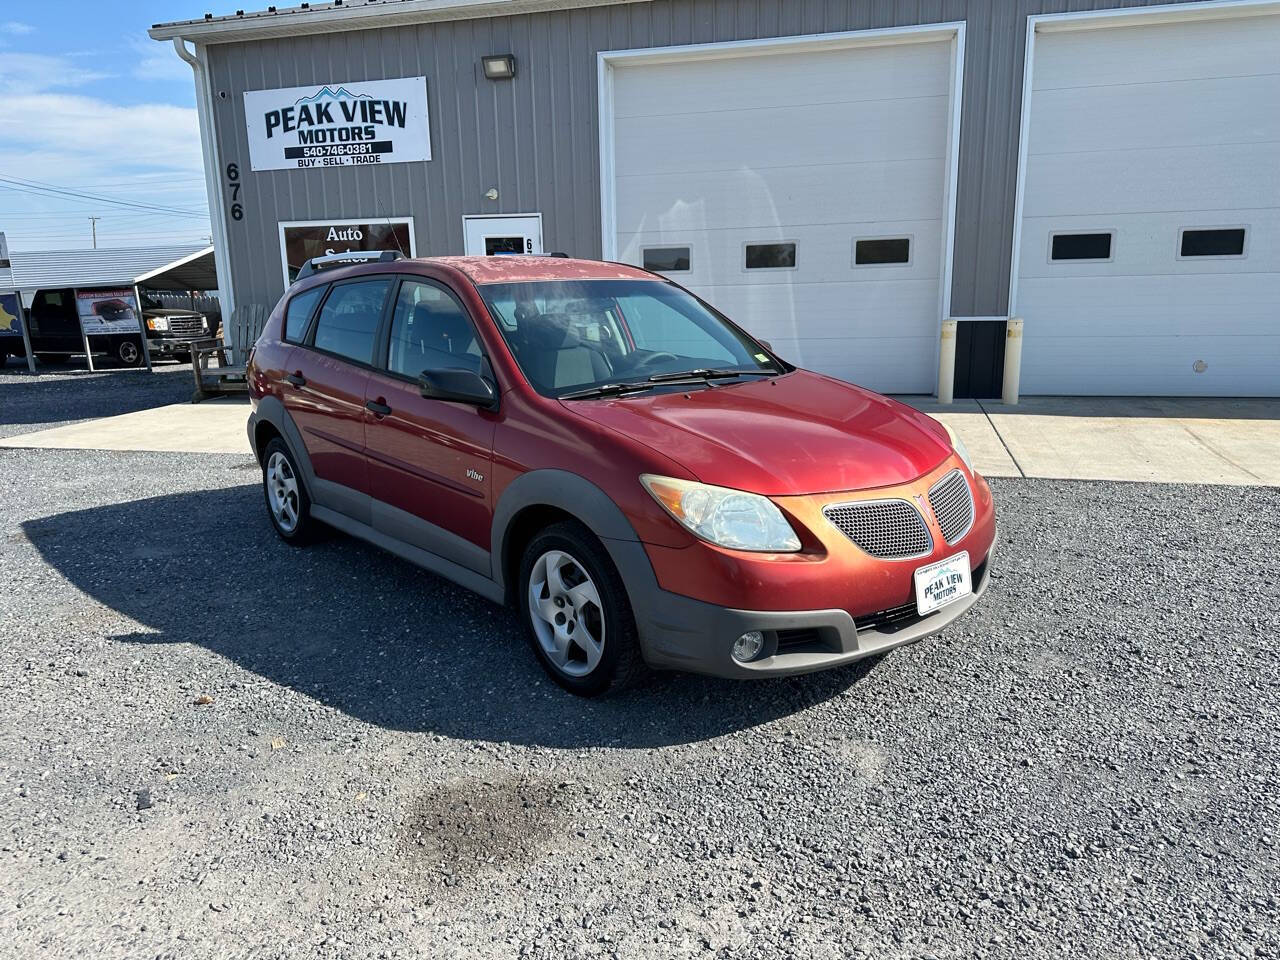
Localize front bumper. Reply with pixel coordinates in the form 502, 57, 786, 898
630, 536, 994, 678
146, 336, 203, 355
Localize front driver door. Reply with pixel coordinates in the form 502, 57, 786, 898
363, 277, 497, 575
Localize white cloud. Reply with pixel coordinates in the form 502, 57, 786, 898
0, 93, 202, 175
0, 52, 111, 93
0, 21, 35, 36
128, 35, 195, 85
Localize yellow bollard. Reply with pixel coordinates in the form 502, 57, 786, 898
1002, 316, 1024, 405
937, 319, 957, 404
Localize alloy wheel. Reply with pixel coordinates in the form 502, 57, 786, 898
266, 451, 300, 533
527, 549, 605, 677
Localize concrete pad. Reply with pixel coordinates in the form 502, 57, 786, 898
899, 399, 1022, 478
986, 399, 1280, 486
0, 399, 251, 455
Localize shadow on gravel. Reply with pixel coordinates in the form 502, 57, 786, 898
0, 365, 195, 428
23, 485, 874, 749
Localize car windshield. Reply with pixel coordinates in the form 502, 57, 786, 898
477, 279, 779, 398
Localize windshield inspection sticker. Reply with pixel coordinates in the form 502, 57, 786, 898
244, 77, 431, 171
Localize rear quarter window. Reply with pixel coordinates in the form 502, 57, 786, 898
284, 285, 326, 343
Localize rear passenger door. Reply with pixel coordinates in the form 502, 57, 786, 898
281, 276, 394, 524
363, 277, 497, 573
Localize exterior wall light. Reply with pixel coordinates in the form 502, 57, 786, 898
482, 54, 517, 80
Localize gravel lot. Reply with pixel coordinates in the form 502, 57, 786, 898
0, 381, 1277, 959
0, 362, 193, 439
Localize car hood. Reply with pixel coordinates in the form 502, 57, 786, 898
559, 370, 953, 496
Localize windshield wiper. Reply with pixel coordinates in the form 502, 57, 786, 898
558, 381, 660, 400
647, 367, 771, 383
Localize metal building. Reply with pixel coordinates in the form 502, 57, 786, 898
149, 0, 1280, 398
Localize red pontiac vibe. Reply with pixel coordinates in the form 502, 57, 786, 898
246, 254, 996, 696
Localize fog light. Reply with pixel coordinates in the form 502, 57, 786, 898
732, 630, 765, 663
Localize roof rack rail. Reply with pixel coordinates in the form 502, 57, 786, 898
295, 249, 403, 281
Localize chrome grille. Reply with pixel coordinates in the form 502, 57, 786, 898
165, 315, 206, 337
928, 470, 975, 545
823, 499, 932, 560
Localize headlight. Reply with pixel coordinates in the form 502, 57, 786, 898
640, 475, 801, 552
146, 317, 169, 332
944, 424, 974, 474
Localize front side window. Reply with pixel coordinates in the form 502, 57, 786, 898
309, 278, 392, 364
284, 285, 326, 343
386, 279, 483, 378
478, 279, 777, 397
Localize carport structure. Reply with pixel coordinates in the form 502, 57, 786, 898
3, 244, 218, 373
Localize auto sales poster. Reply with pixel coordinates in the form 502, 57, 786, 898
76, 290, 139, 336
244, 77, 431, 171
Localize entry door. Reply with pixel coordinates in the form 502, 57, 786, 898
463, 215, 543, 257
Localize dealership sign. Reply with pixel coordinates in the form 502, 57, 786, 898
76, 289, 140, 336
244, 77, 430, 171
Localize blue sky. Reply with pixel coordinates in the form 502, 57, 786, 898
0, 2, 243, 250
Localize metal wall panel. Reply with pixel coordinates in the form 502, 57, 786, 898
205, 0, 1206, 316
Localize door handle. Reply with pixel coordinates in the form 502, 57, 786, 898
365, 398, 392, 417
285, 371, 306, 388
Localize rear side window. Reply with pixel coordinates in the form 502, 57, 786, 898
284, 285, 325, 343
310, 278, 392, 365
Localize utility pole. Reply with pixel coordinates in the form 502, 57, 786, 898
88, 217, 100, 249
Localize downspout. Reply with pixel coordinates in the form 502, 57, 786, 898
173, 37, 236, 342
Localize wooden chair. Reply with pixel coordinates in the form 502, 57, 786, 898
191, 303, 268, 403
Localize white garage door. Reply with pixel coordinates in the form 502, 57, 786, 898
1015, 11, 1280, 396
606, 35, 958, 394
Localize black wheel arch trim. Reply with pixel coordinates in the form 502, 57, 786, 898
249, 395, 318, 503
490, 470, 643, 600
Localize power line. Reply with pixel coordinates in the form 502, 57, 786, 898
0, 175, 209, 218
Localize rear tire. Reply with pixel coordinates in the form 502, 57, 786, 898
518, 520, 648, 697
262, 437, 316, 545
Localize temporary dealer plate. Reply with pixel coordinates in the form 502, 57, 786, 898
914, 551, 972, 616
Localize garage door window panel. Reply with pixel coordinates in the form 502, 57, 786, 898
745, 243, 797, 271
308, 278, 393, 366
1049, 232, 1115, 263
1179, 227, 1247, 260
855, 237, 912, 267
642, 246, 692, 274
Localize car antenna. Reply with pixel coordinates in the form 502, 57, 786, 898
377, 198, 408, 259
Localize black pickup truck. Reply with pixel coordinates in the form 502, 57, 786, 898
0, 288, 214, 366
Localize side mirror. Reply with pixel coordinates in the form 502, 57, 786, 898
758, 338, 773, 351
419, 367, 498, 409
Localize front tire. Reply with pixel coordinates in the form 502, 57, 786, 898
518, 521, 647, 697
117, 338, 143, 366
262, 437, 316, 545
